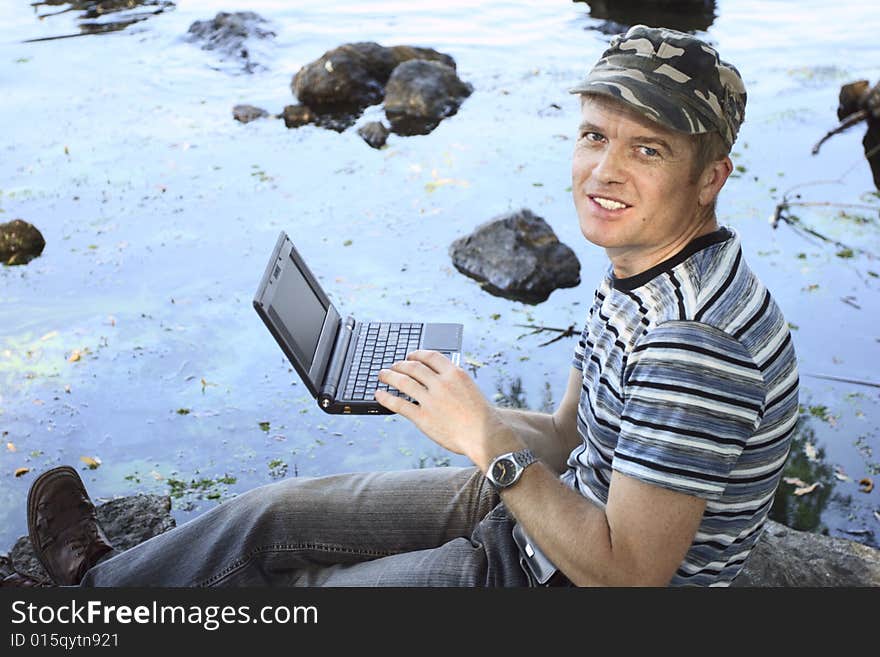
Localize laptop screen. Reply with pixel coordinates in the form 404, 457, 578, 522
268, 253, 328, 372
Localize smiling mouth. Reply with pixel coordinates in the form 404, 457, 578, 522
590, 195, 629, 211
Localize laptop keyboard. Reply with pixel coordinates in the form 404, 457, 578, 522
343, 322, 423, 401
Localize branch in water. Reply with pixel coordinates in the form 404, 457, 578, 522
811, 110, 868, 155
514, 323, 578, 347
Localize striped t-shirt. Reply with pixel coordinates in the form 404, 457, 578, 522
560, 227, 799, 586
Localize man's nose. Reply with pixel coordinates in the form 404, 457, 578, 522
593, 146, 626, 184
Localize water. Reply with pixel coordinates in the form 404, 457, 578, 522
1, 0, 879, 552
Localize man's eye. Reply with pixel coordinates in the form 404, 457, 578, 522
639, 146, 660, 157
580, 131, 603, 142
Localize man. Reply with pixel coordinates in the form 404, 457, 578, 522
8, 25, 798, 588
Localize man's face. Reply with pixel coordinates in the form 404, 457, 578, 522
571, 96, 713, 277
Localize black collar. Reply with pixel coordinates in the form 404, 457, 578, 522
611, 227, 733, 291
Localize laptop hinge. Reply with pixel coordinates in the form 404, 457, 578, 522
318, 315, 356, 408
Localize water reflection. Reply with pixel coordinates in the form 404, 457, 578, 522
494, 377, 529, 409
25, 0, 174, 42
769, 413, 834, 534
493, 376, 556, 413
573, 0, 716, 34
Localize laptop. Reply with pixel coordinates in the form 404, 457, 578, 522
253, 231, 464, 415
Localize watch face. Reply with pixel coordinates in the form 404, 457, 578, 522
491, 457, 517, 486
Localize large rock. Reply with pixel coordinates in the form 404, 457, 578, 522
0, 219, 45, 266
735, 519, 880, 587
6, 494, 175, 582
449, 209, 581, 304
291, 42, 455, 112
384, 59, 473, 135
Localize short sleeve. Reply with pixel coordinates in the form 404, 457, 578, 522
613, 321, 766, 500
571, 321, 590, 371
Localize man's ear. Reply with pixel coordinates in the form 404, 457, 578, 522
698, 156, 733, 207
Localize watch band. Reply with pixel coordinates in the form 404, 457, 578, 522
511, 448, 538, 470
487, 448, 538, 490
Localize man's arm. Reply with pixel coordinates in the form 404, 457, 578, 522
490, 371, 706, 585
375, 351, 707, 586
493, 367, 583, 475
497, 461, 706, 586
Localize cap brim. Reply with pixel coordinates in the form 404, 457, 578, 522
569, 75, 720, 141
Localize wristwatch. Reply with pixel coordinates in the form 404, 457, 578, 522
486, 449, 538, 491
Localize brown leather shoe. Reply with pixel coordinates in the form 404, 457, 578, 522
27, 466, 114, 586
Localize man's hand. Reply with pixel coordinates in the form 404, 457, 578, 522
374, 350, 523, 469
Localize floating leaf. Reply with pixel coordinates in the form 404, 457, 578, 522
6, 442, 16, 452
259, 421, 271, 432
783, 476, 808, 488
14, 467, 30, 477
79, 455, 101, 469
859, 478, 874, 493
834, 467, 851, 482
794, 482, 821, 496
150, 470, 164, 481
176, 408, 191, 415
68, 350, 82, 363
804, 441, 819, 462
424, 177, 468, 193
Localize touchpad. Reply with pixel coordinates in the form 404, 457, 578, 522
421, 323, 463, 351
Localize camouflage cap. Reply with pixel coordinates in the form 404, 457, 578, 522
570, 25, 747, 148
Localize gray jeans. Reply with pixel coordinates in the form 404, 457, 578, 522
80, 467, 531, 587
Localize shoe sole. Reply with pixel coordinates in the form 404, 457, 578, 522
26, 465, 87, 584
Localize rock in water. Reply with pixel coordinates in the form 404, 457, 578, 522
0, 219, 46, 266
291, 42, 456, 113
186, 11, 275, 71
232, 104, 269, 123
384, 59, 474, 135
357, 121, 390, 149
281, 104, 355, 132
282, 104, 316, 128
578, 0, 717, 34
449, 209, 581, 304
